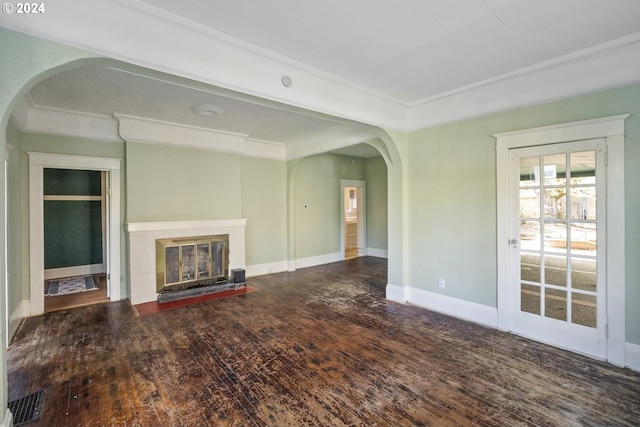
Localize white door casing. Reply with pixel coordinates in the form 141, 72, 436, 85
28, 152, 121, 315
495, 115, 628, 366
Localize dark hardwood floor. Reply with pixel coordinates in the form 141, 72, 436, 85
9, 257, 640, 426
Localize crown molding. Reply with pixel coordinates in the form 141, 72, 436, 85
407, 33, 640, 132
11, 95, 121, 142
115, 114, 287, 160
11, 100, 287, 160
2, 2, 639, 134
0, 0, 407, 130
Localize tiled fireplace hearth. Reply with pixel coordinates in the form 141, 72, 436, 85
126, 219, 247, 304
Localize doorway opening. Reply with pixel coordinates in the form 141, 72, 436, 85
28, 153, 122, 316
341, 180, 366, 259
42, 168, 109, 312
495, 115, 627, 365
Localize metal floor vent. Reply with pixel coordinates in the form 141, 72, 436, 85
8, 390, 43, 426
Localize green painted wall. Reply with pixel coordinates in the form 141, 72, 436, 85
126, 142, 289, 267
291, 153, 388, 260
241, 156, 287, 266
406, 83, 640, 344
366, 156, 388, 252
125, 142, 242, 222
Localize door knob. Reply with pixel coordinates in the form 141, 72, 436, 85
511, 239, 518, 244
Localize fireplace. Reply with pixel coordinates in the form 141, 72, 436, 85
126, 219, 247, 305
156, 234, 229, 293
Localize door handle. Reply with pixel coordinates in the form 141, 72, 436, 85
510, 239, 518, 248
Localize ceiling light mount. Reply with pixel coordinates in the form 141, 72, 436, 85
281, 75, 292, 88
192, 103, 225, 117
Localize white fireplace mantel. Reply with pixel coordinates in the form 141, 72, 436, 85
126, 219, 247, 304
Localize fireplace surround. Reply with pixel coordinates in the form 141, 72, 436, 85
126, 219, 246, 305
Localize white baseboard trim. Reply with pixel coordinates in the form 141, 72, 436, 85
2, 409, 13, 427
245, 260, 288, 278
386, 284, 406, 303
406, 287, 499, 329
366, 247, 388, 258
9, 300, 30, 342
44, 264, 105, 280
625, 342, 640, 371
293, 252, 343, 271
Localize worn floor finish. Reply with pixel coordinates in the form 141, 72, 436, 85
8, 257, 640, 426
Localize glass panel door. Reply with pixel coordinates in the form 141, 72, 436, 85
510, 139, 606, 358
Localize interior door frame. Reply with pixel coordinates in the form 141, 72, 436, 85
495, 115, 628, 366
28, 152, 121, 315
340, 179, 366, 259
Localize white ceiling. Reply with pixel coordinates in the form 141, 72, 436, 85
4, 0, 640, 158
137, 0, 640, 103
26, 65, 381, 156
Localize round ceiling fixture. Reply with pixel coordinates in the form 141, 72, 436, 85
281, 75, 292, 87
192, 104, 225, 117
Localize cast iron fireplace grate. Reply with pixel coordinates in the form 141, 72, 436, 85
8, 390, 43, 425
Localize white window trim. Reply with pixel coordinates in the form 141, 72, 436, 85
494, 114, 629, 367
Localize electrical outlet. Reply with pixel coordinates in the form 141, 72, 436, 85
438, 278, 445, 289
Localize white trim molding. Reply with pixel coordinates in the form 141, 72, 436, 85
367, 248, 388, 259
625, 343, 640, 372
28, 152, 122, 315
115, 114, 286, 160
292, 252, 343, 271
494, 114, 629, 366
386, 284, 406, 303
3, 2, 640, 132
44, 264, 105, 281
8, 300, 29, 343
11, 95, 121, 142
407, 287, 499, 329
125, 218, 247, 233
245, 260, 289, 278
2, 409, 13, 427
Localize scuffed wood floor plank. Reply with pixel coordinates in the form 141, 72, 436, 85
8, 257, 640, 426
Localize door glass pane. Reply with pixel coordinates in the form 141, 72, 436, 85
570, 187, 596, 220
197, 243, 210, 279
520, 189, 540, 218
570, 151, 596, 185
571, 257, 596, 292
543, 153, 566, 186
165, 246, 180, 284
545, 255, 567, 287
545, 288, 567, 321
520, 221, 540, 251
544, 189, 566, 219
181, 244, 195, 282
570, 223, 596, 255
519, 156, 540, 187
572, 293, 596, 328
521, 253, 540, 283
544, 221, 567, 253
521, 284, 540, 315
211, 241, 223, 277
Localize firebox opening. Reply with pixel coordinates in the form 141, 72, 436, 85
156, 234, 229, 294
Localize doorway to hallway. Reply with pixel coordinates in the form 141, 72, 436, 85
341, 179, 366, 259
